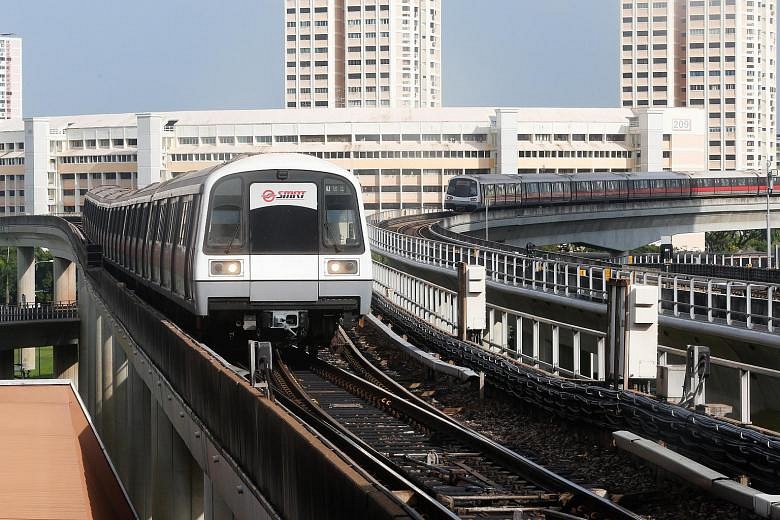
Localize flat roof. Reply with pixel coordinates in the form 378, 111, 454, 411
0, 381, 135, 519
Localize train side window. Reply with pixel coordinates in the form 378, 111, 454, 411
163, 200, 173, 245
178, 200, 188, 246
158, 202, 168, 244
495, 184, 505, 204
506, 184, 516, 203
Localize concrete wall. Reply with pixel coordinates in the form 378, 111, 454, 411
77, 278, 268, 520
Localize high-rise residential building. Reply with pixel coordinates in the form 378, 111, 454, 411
0, 34, 22, 120
620, 0, 776, 172
284, 0, 441, 109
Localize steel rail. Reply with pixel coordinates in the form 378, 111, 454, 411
317, 335, 642, 520
272, 352, 459, 520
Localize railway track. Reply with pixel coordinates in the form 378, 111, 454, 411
272, 330, 640, 520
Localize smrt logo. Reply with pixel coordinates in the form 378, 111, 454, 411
277, 190, 306, 199
262, 189, 276, 202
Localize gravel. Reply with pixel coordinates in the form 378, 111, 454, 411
338, 319, 762, 520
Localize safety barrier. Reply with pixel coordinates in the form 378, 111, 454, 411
627, 251, 772, 268
0, 301, 78, 322
658, 345, 780, 425
373, 261, 607, 380
369, 211, 780, 335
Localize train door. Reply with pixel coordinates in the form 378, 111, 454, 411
172, 197, 191, 297
138, 203, 150, 276
539, 181, 552, 203
184, 195, 199, 300
591, 180, 606, 201
247, 177, 319, 301
151, 200, 166, 284
162, 198, 178, 290
495, 184, 506, 206
525, 183, 539, 204
122, 205, 132, 268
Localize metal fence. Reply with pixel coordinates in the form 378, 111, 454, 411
627, 251, 771, 267
373, 261, 607, 380
658, 345, 780, 425
373, 260, 779, 422
370, 212, 780, 335
0, 301, 79, 322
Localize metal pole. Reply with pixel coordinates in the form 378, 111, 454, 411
485, 196, 489, 241
767, 164, 773, 269
457, 262, 468, 341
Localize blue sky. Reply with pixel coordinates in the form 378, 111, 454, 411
3, 1, 642, 116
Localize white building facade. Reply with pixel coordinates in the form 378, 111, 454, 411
284, 0, 441, 108
620, 0, 777, 172
0, 106, 706, 215
0, 34, 22, 120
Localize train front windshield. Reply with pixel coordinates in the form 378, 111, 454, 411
205, 171, 364, 255
447, 178, 478, 198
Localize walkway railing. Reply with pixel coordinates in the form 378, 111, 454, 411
373, 261, 607, 380
0, 301, 79, 322
369, 212, 780, 336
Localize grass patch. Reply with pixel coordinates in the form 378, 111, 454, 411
13, 346, 54, 379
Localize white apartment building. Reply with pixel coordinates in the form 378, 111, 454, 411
284, 0, 441, 108
620, 0, 777, 172
0, 106, 704, 215
0, 34, 21, 120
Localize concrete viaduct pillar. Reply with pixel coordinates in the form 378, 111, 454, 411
17, 246, 36, 371
16, 247, 35, 304
53, 257, 76, 302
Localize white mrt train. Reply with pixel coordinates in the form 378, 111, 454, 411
83, 153, 373, 346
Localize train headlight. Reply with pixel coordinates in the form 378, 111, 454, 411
326, 259, 358, 275
210, 260, 242, 276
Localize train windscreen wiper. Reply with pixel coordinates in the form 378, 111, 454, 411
224, 222, 241, 255
323, 221, 342, 253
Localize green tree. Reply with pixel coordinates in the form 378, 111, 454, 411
34, 248, 53, 303
705, 229, 780, 253
0, 247, 16, 305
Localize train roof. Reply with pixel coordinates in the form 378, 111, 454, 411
85, 153, 355, 207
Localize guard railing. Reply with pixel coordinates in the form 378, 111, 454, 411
373, 261, 607, 380
373, 260, 777, 424
370, 211, 780, 335
627, 251, 771, 267
658, 345, 780, 425
0, 301, 79, 322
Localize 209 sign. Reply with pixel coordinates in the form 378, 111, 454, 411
672, 119, 691, 131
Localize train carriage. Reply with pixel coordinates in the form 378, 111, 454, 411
444, 170, 770, 212
84, 153, 373, 346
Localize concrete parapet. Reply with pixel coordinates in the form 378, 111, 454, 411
613, 430, 780, 518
